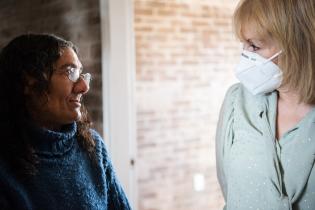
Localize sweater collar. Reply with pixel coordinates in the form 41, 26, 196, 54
28, 122, 77, 156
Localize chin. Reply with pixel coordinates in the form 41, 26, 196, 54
65, 111, 82, 123
74, 111, 82, 121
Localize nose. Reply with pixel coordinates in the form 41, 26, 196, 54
73, 77, 90, 95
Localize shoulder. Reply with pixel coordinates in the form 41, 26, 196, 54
0, 159, 31, 209
223, 83, 264, 112
0, 158, 13, 183
224, 83, 256, 102
223, 83, 241, 103
220, 83, 243, 113
89, 129, 108, 153
89, 129, 104, 145
226, 83, 242, 95
89, 129, 112, 166
217, 83, 265, 138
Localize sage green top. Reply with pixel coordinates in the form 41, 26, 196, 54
216, 83, 315, 210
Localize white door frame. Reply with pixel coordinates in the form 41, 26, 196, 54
100, 0, 137, 208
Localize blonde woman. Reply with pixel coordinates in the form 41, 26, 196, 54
216, 0, 315, 209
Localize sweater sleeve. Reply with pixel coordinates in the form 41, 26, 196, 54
0, 191, 10, 210
215, 83, 240, 208
91, 130, 132, 210
0, 162, 32, 210
104, 157, 132, 210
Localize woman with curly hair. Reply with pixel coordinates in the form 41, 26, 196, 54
0, 33, 131, 210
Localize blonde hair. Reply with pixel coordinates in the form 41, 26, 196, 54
233, 0, 315, 103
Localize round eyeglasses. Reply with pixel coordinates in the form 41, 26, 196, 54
66, 67, 91, 85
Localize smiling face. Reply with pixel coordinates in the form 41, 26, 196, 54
28, 47, 89, 131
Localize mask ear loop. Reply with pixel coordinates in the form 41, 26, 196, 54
264, 50, 283, 64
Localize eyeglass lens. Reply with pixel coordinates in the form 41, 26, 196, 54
68, 68, 91, 84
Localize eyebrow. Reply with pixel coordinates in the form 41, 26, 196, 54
249, 37, 267, 44
247, 38, 263, 43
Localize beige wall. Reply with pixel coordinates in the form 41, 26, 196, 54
135, 0, 239, 209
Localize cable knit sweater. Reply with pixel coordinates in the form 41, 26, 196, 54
0, 123, 132, 210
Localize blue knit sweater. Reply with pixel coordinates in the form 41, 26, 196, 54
0, 123, 132, 210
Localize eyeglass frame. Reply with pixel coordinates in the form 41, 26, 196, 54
56, 65, 92, 85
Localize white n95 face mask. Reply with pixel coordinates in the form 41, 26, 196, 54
234, 50, 283, 95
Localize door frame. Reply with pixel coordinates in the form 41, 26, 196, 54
100, 0, 137, 208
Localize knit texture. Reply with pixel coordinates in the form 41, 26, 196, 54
0, 123, 132, 210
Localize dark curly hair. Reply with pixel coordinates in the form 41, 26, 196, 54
0, 33, 96, 176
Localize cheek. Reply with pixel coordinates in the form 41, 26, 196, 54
47, 76, 75, 112
28, 94, 48, 114
47, 88, 72, 108
257, 50, 272, 59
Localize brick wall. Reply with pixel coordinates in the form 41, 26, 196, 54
135, 0, 240, 209
0, 0, 103, 133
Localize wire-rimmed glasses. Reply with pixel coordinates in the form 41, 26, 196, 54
65, 67, 91, 85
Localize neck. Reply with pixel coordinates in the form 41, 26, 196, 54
29, 112, 62, 132
278, 88, 300, 105
33, 119, 62, 132
276, 87, 315, 140
277, 86, 314, 112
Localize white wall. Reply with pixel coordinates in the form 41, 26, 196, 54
100, 0, 137, 208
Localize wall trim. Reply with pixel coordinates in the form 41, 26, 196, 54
100, 0, 137, 208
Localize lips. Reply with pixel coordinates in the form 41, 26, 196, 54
69, 98, 81, 108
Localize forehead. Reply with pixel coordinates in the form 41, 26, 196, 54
240, 23, 264, 40
239, 21, 267, 42
241, 22, 280, 48
55, 47, 82, 69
